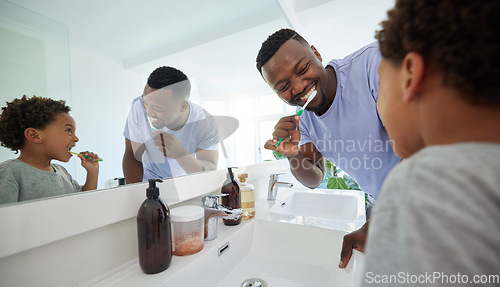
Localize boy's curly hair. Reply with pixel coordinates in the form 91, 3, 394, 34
376, 0, 500, 106
0, 95, 71, 152
256, 28, 309, 74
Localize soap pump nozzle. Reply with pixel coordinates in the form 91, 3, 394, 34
146, 179, 163, 198
226, 167, 238, 180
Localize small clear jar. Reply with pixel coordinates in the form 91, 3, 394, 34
170, 206, 204, 256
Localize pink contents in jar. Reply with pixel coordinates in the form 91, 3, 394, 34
170, 205, 205, 256
173, 230, 204, 256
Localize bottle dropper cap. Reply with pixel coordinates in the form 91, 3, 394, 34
146, 179, 163, 198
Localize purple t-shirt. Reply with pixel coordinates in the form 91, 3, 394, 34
299, 42, 400, 198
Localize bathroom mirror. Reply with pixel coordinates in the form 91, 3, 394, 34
0, 0, 394, 206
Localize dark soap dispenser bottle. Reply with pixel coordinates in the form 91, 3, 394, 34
221, 167, 242, 226
137, 179, 172, 274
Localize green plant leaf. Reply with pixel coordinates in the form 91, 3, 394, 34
272, 151, 287, 160
325, 159, 333, 170
327, 177, 349, 189
342, 174, 361, 190
323, 159, 334, 181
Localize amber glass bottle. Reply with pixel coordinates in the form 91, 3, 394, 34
137, 179, 172, 274
221, 167, 241, 226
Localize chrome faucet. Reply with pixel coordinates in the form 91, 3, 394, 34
202, 194, 242, 241
268, 173, 293, 200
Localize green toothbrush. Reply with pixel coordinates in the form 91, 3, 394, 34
69, 150, 103, 161
274, 90, 317, 147
147, 116, 157, 132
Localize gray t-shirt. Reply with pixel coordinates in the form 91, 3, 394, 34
0, 159, 81, 205
364, 143, 500, 286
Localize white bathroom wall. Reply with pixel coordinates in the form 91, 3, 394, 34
67, 45, 144, 188
293, 0, 394, 61
0, 0, 73, 167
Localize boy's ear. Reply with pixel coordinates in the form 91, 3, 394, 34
402, 52, 425, 103
311, 45, 323, 62
24, 128, 42, 144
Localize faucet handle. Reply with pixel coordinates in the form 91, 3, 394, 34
270, 172, 286, 180
202, 194, 228, 208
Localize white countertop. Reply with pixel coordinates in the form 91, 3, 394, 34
81, 187, 366, 287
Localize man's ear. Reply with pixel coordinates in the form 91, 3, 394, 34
402, 52, 425, 103
179, 100, 189, 112
24, 128, 42, 144
311, 45, 323, 62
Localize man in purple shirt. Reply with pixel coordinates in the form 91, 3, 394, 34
257, 29, 400, 199
256, 28, 401, 267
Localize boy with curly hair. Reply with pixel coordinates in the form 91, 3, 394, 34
0, 95, 100, 204
358, 0, 500, 282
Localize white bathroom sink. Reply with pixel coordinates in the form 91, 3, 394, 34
267, 188, 366, 232
85, 189, 366, 287
163, 219, 364, 287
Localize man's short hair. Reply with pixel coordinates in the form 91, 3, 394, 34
256, 28, 309, 74
0, 95, 70, 152
147, 66, 191, 100
376, 0, 500, 106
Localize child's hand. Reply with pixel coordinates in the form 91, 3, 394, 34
78, 151, 100, 191
78, 151, 100, 173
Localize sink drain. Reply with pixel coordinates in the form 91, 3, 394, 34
241, 278, 267, 287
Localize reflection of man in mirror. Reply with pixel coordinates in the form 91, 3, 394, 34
123, 66, 219, 183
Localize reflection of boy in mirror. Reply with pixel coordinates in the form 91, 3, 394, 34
361, 0, 500, 278
0, 95, 100, 205
123, 66, 219, 183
